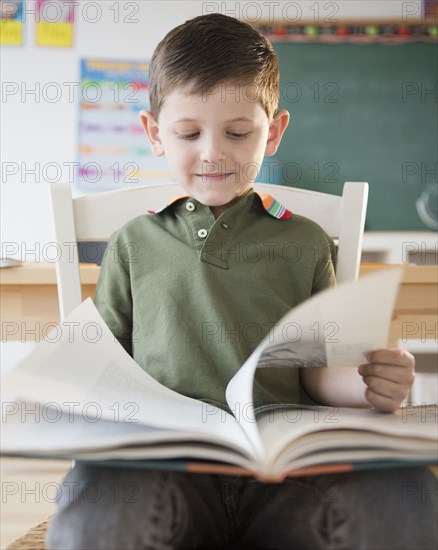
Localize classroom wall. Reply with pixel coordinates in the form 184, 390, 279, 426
0, 0, 425, 255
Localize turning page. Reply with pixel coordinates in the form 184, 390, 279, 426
225, 268, 404, 456
1, 299, 255, 458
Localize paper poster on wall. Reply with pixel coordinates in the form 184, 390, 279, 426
0, 0, 23, 45
76, 59, 172, 194
36, 0, 75, 47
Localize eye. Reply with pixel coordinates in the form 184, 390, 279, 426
177, 132, 199, 140
228, 132, 251, 139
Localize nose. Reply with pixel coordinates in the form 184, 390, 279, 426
199, 135, 226, 164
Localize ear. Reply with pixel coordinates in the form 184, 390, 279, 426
139, 109, 165, 157
265, 109, 290, 156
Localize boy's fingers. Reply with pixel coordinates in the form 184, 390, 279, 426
358, 364, 415, 385
365, 348, 414, 368
359, 349, 416, 412
365, 388, 401, 413
362, 376, 410, 401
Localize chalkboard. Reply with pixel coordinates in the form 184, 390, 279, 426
260, 42, 437, 230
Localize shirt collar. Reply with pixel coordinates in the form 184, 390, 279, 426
147, 189, 292, 220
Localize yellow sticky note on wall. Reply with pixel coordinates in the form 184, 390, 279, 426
36, 21, 73, 47
0, 20, 23, 45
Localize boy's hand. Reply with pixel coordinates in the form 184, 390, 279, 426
358, 349, 415, 412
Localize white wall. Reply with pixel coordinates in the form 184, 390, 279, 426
1, 1, 423, 257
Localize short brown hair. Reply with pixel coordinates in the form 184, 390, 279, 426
148, 14, 279, 121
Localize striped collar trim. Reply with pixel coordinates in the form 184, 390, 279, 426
147, 192, 292, 220
258, 193, 292, 220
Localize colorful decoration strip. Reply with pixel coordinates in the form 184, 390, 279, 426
252, 22, 438, 43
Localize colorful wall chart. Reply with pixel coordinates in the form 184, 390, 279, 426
76, 59, 172, 194
0, 0, 23, 45
36, 0, 75, 47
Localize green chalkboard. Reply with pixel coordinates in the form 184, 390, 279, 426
259, 42, 437, 230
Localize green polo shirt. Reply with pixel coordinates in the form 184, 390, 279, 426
93, 187, 336, 413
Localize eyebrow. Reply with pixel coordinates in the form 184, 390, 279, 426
173, 117, 254, 123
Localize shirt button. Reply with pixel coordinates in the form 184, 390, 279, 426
186, 202, 195, 211
197, 228, 208, 238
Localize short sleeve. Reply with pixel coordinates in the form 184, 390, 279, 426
311, 235, 337, 294
93, 234, 133, 356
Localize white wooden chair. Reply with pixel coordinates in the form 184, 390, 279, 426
48, 181, 368, 320
41, 180, 369, 548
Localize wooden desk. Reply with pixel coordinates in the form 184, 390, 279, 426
1, 263, 98, 342
1, 263, 437, 345
359, 264, 438, 347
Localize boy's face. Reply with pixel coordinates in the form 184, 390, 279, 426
140, 84, 289, 217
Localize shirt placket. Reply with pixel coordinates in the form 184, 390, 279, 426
182, 199, 235, 269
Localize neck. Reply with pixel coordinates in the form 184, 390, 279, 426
209, 187, 253, 219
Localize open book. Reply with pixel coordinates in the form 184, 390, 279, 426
2, 269, 436, 481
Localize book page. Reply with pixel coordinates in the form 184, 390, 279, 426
256, 405, 437, 475
1, 298, 255, 459
1, 399, 256, 468
225, 268, 404, 460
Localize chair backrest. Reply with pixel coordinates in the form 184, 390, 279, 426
48, 181, 368, 320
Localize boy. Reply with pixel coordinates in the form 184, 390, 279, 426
47, 14, 436, 550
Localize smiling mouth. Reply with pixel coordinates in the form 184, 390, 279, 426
196, 173, 233, 179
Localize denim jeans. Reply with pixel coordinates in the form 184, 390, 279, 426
46, 462, 437, 549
